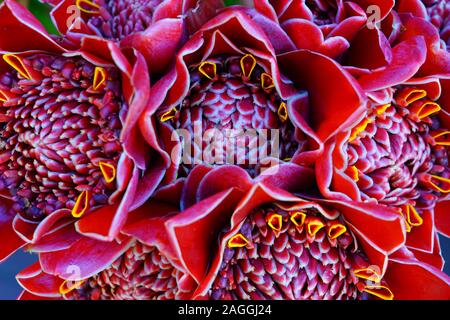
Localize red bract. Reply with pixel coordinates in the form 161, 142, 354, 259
139, 8, 365, 182
396, 0, 450, 48
17, 165, 450, 299
0, 0, 164, 263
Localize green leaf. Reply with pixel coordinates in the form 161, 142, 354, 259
28, 0, 59, 35
224, 0, 242, 6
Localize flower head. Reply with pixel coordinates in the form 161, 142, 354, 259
16, 165, 450, 300
248, 0, 396, 58
320, 87, 448, 211
160, 53, 301, 177
0, 0, 162, 262
43, 0, 187, 39
0, 53, 124, 220
15, 178, 195, 300
164, 165, 449, 299
140, 8, 365, 182
208, 203, 374, 300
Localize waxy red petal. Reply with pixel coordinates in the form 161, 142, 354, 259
18, 290, 60, 300
384, 257, 450, 299
0, 0, 64, 53
356, 36, 427, 91
344, 27, 392, 69
181, 165, 214, 210
27, 224, 82, 253
153, 0, 184, 21
40, 236, 133, 279
166, 189, 243, 283
396, 0, 428, 18
121, 19, 183, 74
282, 19, 349, 59
75, 167, 139, 241
397, 15, 450, 77
131, 158, 167, 211
31, 209, 74, 243
255, 163, 316, 194
278, 50, 365, 142
405, 209, 434, 252
123, 200, 180, 263
16, 262, 64, 297
244, 8, 296, 53
48, 0, 93, 36
120, 51, 151, 170
331, 200, 406, 254
410, 235, 445, 270
196, 166, 254, 203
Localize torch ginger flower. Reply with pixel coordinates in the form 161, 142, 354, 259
16, 165, 450, 299
0, 0, 163, 263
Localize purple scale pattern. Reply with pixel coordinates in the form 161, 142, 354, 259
210, 206, 370, 300
345, 98, 449, 210
0, 54, 124, 220
165, 55, 303, 177
88, 0, 163, 40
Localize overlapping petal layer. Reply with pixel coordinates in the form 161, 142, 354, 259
16, 165, 450, 300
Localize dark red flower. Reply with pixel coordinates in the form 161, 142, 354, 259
16, 165, 450, 299
139, 8, 365, 182
161, 165, 450, 300
317, 86, 448, 257
0, 0, 163, 263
